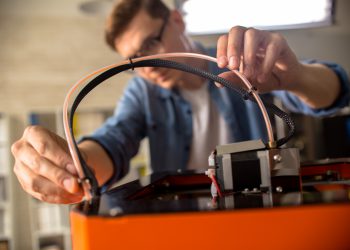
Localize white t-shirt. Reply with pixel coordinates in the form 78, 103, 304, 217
180, 82, 231, 170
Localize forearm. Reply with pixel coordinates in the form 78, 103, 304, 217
288, 63, 341, 109
78, 140, 114, 186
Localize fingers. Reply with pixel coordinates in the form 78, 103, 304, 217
243, 28, 265, 78
217, 34, 228, 68
14, 140, 81, 194
227, 26, 245, 69
14, 161, 83, 204
259, 34, 284, 82
216, 26, 286, 87
217, 71, 246, 89
23, 126, 76, 175
214, 82, 224, 88
11, 125, 84, 204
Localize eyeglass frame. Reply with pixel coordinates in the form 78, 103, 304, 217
130, 15, 169, 59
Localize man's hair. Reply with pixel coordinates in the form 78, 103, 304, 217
105, 0, 170, 51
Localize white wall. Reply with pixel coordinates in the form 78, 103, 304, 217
193, 0, 350, 74
0, 0, 349, 118
0, 0, 348, 175
0, 0, 130, 117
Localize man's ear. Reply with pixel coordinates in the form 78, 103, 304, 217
169, 9, 186, 33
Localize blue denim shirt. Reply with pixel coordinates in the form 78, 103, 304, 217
83, 48, 350, 187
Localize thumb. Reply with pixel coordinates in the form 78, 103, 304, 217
217, 71, 246, 89
214, 82, 224, 88
66, 163, 79, 176
63, 176, 83, 194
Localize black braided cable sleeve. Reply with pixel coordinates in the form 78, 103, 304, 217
69, 59, 296, 194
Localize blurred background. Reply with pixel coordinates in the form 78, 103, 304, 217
0, 0, 349, 249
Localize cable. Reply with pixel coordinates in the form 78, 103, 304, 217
210, 175, 223, 197
63, 52, 295, 200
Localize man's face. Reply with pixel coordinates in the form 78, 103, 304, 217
115, 10, 188, 89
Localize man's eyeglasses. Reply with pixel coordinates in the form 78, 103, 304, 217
131, 16, 168, 59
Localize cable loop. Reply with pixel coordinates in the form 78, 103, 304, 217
63, 53, 295, 200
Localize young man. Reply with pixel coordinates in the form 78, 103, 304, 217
11, 0, 350, 204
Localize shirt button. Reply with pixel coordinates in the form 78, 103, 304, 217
186, 109, 191, 115
185, 145, 190, 151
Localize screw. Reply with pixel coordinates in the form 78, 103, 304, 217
276, 186, 283, 193
109, 207, 123, 216
273, 154, 282, 163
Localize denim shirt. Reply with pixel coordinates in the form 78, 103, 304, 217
83, 48, 350, 188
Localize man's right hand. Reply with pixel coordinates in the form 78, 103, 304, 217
11, 126, 83, 204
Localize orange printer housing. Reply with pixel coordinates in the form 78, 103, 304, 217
70, 172, 350, 250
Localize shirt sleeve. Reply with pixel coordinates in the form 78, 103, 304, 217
273, 60, 350, 116
79, 78, 147, 191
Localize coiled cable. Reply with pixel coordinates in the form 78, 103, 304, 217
64, 53, 295, 199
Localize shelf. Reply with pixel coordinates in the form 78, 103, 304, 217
0, 114, 34, 249
0, 147, 9, 175
38, 234, 66, 250
33, 204, 70, 233
0, 206, 10, 237
0, 115, 12, 248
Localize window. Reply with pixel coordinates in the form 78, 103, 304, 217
176, 0, 334, 35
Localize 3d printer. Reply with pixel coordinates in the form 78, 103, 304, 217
63, 53, 350, 250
